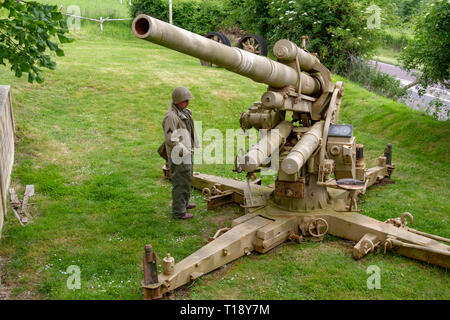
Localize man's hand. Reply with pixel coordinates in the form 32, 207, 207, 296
178, 145, 191, 158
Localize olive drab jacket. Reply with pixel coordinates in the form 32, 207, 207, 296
162, 103, 199, 163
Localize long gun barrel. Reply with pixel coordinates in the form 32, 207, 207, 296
132, 15, 320, 95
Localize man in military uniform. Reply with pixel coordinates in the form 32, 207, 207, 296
162, 87, 198, 220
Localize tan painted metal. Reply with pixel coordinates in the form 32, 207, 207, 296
143, 200, 449, 298
162, 253, 175, 275
353, 233, 380, 260
134, 18, 449, 299
281, 121, 323, 174
261, 91, 285, 109
191, 172, 272, 209
241, 120, 293, 172
271, 39, 335, 119
132, 15, 320, 95
239, 106, 282, 130
143, 215, 273, 299
273, 39, 319, 71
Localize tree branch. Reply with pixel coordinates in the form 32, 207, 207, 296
403, 78, 420, 90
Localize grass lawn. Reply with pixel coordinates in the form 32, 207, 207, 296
37, 0, 202, 19
39, 0, 132, 18
373, 48, 400, 66
373, 47, 401, 66
373, 27, 412, 66
0, 22, 449, 300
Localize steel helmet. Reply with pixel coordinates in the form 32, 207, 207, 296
172, 87, 194, 104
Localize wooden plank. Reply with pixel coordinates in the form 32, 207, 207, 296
21, 185, 35, 221
22, 185, 35, 209
9, 188, 20, 207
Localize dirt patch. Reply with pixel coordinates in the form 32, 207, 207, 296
0, 255, 38, 300
173, 260, 241, 300
0, 256, 12, 300
201, 205, 242, 238
206, 206, 241, 225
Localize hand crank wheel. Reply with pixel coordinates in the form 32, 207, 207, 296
307, 218, 329, 238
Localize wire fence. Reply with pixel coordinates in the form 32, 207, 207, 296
59, 4, 133, 32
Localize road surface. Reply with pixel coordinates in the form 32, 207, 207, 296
369, 61, 449, 121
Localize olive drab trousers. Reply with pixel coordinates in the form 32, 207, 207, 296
169, 159, 193, 218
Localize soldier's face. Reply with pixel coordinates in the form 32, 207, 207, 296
178, 100, 190, 109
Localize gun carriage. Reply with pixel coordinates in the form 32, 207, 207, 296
132, 15, 450, 299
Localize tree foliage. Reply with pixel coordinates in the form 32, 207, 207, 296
222, 0, 271, 36
0, 0, 72, 83
400, 0, 450, 90
130, 0, 227, 36
391, 0, 422, 22
226, 0, 384, 74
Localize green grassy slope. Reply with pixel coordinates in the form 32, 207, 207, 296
0, 28, 448, 299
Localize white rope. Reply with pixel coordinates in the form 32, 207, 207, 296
61, 13, 133, 22
60, 12, 133, 32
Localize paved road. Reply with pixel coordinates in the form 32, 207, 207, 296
369, 61, 449, 121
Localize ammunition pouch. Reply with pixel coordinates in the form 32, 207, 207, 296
157, 142, 168, 161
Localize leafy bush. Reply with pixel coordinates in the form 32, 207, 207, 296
380, 29, 411, 51
272, 0, 384, 73
344, 58, 408, 99
0, 0, 72, 83
130, 0, 169, 22
223, 0, 383, 74
222, 0, 271, 36
394, 0, 422, 22
130, 0, 227, 35
400, 0, 450, 90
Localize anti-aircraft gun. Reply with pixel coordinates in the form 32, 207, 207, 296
132, 15, 450, 299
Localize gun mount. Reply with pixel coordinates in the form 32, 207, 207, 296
132, 15, 450, 299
